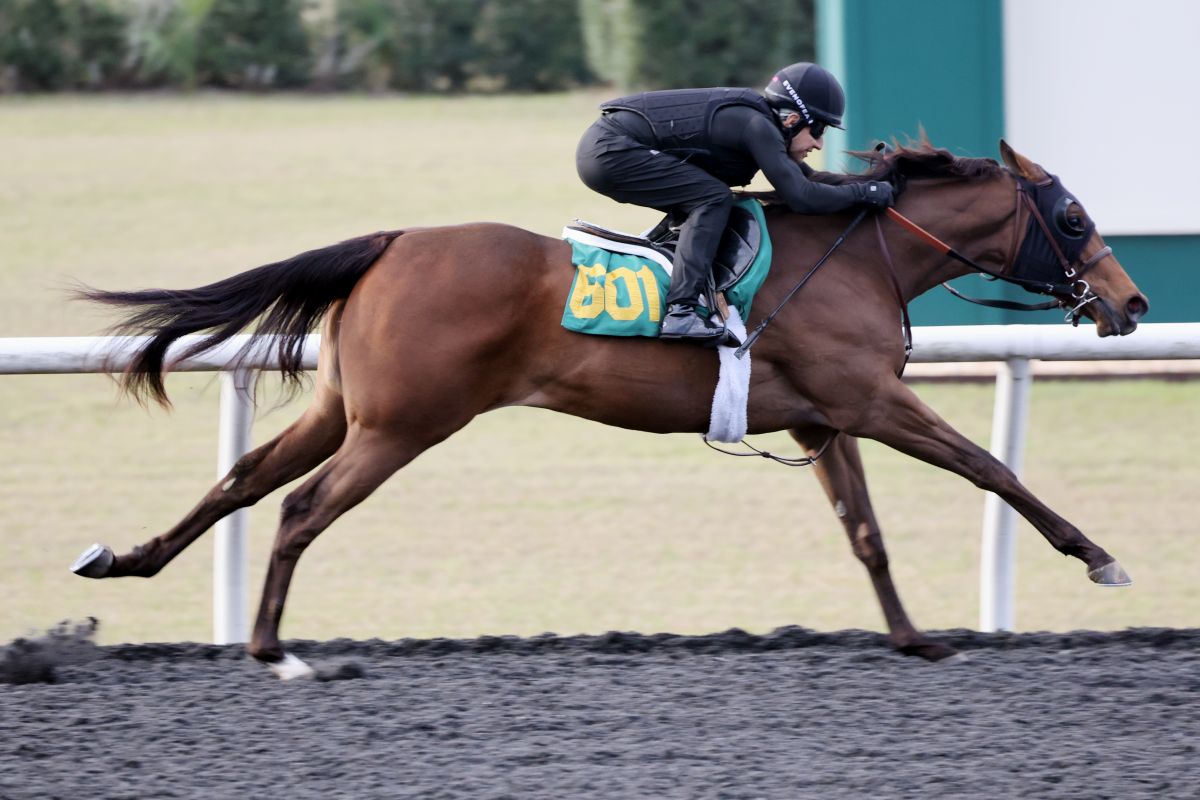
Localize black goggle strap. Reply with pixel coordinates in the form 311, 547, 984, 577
775, 109, 801, 142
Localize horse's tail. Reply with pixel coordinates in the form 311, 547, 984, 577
77, 229, 404, 407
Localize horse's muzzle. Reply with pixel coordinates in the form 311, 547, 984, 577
1118, 293, 1150, 335
1092, 293, 1148, 337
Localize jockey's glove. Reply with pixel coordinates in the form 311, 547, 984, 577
854, 181, 896, 209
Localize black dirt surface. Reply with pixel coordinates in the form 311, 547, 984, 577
2, 627, 1197, 799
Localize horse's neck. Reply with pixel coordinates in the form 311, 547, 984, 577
890, 176, 1019, 302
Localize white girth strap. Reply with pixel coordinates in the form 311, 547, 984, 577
706, 307, 751, 443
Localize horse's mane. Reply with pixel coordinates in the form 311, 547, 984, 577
856, 135, 1002, 187
740, 133, 1003, 205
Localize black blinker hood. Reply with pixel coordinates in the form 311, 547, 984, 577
1013, 173, 1095, 293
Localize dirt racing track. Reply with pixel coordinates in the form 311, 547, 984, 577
2, 626, 1197, 799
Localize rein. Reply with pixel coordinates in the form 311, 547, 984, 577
709, 207, 867, 467
709, 206, 909, 468
888, 181, 1111, 325
708, 164, 1111, 467
874, 215, 914, 375
734, 206, 870, 360
882, 206, 1055, 310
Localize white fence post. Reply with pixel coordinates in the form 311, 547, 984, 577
979, 357, 1032, 632
214, 368, 255, 645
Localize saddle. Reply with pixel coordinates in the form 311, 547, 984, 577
560, 197, 772, 339
566, 201, 764, 294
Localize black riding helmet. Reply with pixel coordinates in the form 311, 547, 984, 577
764, 62, 846, 139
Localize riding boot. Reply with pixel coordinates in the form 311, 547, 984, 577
659, 303, 726, 345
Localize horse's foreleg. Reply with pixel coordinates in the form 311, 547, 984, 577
73, 385, 347, 579
246, 425, 418, 675
790, 426, 961, 662
846, 381, 1127, 584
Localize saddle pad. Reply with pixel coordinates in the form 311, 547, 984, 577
560, 198, 772, 337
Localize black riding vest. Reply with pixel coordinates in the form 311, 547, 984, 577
600, 88, 779, 187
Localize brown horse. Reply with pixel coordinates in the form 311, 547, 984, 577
72, 140, 1148, 677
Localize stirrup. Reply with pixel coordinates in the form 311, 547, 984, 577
660, 305, 724, 342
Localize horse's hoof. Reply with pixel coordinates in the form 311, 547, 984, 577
265, 652, 315, 681
70, 543, 115, 579
1088, 560, 1132, 587
899, 640, 962, 663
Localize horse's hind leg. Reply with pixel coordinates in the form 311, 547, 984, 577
791, 427, 960, 662
245, 424, 427, 676
72, 381, 348, 579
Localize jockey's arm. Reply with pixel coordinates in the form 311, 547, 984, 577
719, 108, 860, 215
799, 163, 858, 186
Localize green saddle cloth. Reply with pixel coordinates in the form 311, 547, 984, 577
560, 198, 772, 337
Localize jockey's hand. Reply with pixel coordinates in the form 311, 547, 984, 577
855, 181, 895, 209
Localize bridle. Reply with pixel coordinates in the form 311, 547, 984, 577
1013, 175, 1112, 323
714, 162, 1116, 466
898, 170, 1112, 326
736, 162, 1116, 368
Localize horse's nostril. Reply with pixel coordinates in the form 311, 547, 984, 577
1126, 295, 1149, 321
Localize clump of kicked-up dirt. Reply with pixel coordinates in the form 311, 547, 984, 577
0, 618, 101, 685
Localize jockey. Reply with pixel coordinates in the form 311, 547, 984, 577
576, 62, 895, 345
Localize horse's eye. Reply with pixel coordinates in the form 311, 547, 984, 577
1065, 206, 1087, 232
1054, 198, 1088, 237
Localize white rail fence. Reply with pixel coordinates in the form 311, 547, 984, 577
3, 323, 1198, 643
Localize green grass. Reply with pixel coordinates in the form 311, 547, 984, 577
1, 94, 1196, 645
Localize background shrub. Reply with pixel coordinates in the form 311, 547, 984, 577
122, 0, 210, 89
195, 0, 311, 89
470, 0, 591, 92
0, 0, 814, 93
0, 0, 128, 91
325, 0, 591, 93
607, 0, 815, 89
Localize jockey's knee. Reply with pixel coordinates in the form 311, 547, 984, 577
576, 157, 612, 195
689, 190, 734, 219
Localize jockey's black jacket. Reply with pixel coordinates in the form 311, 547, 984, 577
597, 88, 861, 213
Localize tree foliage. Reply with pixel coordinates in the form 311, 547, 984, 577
0, 0, 127, 91
583, 0, 815, 90
195, 0, 311, 88
0, 0, 814, 93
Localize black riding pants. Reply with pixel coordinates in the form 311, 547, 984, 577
576, 117, 733, 306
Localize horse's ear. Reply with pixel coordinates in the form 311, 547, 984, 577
998, 139, 1047, 181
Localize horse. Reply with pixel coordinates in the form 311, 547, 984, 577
70, 139, 1149, 678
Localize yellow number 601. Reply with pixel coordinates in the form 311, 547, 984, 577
569, 263, 662, 322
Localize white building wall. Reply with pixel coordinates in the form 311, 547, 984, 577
1004, 0, 1200, 235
